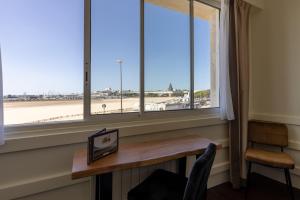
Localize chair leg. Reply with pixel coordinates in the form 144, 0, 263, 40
204, 184, 208, 200
284, 169, 295, 200
284, 169, 290, 194
245, 162, 252, 200
247, 162, 252, 187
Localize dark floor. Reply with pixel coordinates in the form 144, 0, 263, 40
207, 173, 300, 200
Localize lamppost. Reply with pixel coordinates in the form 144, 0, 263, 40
116, 59, 123, 113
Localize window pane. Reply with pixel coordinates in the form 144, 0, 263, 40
91, 0, 140, 115
145, 0, 190, 112
194, 1, 219, 109
0, 0, 84, 125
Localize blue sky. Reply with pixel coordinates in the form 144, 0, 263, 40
0, 0, 84, 95
0, 0, 211, 95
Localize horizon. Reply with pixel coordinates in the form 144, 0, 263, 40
3, 88, 211, 97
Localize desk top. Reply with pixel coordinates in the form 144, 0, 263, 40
72, 135, 221, 179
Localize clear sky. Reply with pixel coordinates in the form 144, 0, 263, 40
0, 0, 212, 95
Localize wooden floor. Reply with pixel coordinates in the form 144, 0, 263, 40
207, 173, 300, 200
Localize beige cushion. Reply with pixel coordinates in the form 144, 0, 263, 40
245, 148, 295, 169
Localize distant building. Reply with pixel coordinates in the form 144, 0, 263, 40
104, 88, 112, 92
168, 83, 174, 92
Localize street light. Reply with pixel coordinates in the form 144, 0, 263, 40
116, 59, 123, 113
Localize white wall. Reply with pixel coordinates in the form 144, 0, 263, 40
244, 0, 264, 9
250, 0, 300, 188
0, 119, 229, 200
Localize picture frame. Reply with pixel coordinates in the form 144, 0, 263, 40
87, 128, 119, 165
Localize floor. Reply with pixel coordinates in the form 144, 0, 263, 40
207, 173, 300, 200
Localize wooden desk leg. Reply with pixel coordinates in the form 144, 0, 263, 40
95, 173, 113, 200
178, 157, 187, 177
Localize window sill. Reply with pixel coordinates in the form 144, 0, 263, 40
0, 113, 226, 154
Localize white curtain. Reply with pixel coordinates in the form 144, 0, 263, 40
219, 0, 235, 120
0, 46, 4, 145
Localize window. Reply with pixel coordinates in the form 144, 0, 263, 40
91, 0, 140, 114
145, 0, 190, 111
91, 0, 140, 115
194, 1, 220, 109
0, 0, 84, 125
1, 0, 219, 126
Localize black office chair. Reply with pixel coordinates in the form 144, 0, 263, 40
128, 143, 217, 200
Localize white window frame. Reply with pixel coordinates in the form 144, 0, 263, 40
4, 0, 221, 132
84, 0, 221, 122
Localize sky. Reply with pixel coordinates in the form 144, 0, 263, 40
0, 0, 212, 95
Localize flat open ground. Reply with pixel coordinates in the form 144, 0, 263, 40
4, 97, 176, 125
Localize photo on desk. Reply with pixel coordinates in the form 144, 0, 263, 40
87, 129, 119, 165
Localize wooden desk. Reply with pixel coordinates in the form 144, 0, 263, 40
72, 135, 221, 200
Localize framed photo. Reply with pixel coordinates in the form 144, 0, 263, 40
87, 129, 119, 165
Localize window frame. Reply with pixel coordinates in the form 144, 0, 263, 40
4, 0, 221, 130
85, 0, 221, 122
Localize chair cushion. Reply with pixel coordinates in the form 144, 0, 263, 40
128, 169, 188, 200
245, 148, 295, 169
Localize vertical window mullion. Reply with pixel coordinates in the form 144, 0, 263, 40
190, 0, 195, 109
84, 0, 91, 120
140, 0, 145, 115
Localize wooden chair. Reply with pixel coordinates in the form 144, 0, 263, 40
128, 143, 217, 200
245, 120, 295, 200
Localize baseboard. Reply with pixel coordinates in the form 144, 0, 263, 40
210, 161, 230, 176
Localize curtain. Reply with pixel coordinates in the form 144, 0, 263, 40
228, 0, 251, 188
0, 47, 4, 145
220, 0, 235, 121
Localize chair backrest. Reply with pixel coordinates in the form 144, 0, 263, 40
183, 143, 216, 200
248, 120, 288, 147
